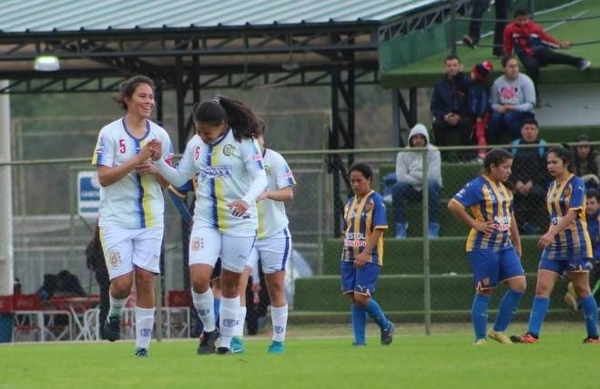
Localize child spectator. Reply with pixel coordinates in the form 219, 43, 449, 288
503, 8, 591, 100
469, 60, 494, 162
573, 134, 600, 189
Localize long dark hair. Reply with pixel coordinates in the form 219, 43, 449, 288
114, 75, 155, 111
193, 95, 260, 141
483, 149, 513, 173
548, 145, 575, 174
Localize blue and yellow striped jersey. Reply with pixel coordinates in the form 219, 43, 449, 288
341, 190, 388, 265
451, 175, 514, 252
544, 174, 593, 260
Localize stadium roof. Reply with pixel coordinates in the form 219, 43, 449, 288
0, 0, 450, 92
0, 0, 443, 31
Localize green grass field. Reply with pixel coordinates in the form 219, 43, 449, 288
2, 322, 600, 389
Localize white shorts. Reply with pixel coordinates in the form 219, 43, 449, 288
189, 226, 256, 273
250, 227, 292, 274
100, 226, 164, 280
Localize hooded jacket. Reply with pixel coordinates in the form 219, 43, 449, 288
395, 124, 442, 191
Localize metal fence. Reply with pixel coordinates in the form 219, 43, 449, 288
4, 142, 594, 342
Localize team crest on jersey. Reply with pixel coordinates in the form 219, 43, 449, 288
264, 165, 272, 176
564, 186, 571, 197
222, 144, 236, 156
191, 237, 204, 251
364, 202, 373, 212
482, 277, 490, 286
108, 251, 121, 268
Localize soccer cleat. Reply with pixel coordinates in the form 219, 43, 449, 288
351, 342, 366, 347
579, 59, 591, 71
487, 329, 512, 345
473, 338, 487, 346
197, 329, 219, 355
510, 333, 538, 344
583, 336, 600, 344
134, 347, 149, 357
380, 322, 394, 345
104, 315, 121, 342
267, 341, 285, 354
216, 347, 231, 355
462, 35, 476, 49
230, 337, 245, 354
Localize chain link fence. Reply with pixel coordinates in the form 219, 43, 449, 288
5, 140, 593, 342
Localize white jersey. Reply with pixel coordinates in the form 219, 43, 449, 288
157, 130, 266, 235
257, 149, 296, 239
91, 118, 174, 229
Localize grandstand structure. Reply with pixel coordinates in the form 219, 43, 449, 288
1, 0, 599, 327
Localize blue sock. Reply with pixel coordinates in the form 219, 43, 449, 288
364, 299, 390, 330
472, 293, 490, 340
580, 295, 598, 338
527, 296, 549, 337
351, 305, 367, 345
493, 289, 523, 332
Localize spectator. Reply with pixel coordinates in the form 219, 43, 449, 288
564, 188, 600, 310
509, 118, 551, 235
487, 55, 536, 145
462, 0, 509, 57
503, 8, 591, 101
469, 60, 494, 161
391, 123, 443, 239
573, 134, 600, 189
430, 54, 474, 162
85, 223, 110, 340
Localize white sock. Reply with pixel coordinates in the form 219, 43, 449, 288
108, 295, 128, 319
219, 296, 240, 348
135, 306, 155, 350
192, 288, 215, 332
233, 306, 247, 338
271, 304, 288, 342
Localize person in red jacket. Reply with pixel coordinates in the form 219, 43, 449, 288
503, 9, 591, 99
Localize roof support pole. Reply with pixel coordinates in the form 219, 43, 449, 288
328, 56, 356, 237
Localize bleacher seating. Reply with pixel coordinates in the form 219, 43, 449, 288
293, 237, 570, 318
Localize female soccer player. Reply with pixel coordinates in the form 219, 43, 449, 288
150, 95, 267, 354
341, 163, 394, 346
91, 75, 174, 357
447, 149, 526, 345
512, 146, 599, 344
243, 122, 296, 354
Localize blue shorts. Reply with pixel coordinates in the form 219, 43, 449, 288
539, 250, 592, 275
468, 248, 524, 290
341, 261, 381, 296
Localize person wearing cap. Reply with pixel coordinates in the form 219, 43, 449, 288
573, 134, 600, 189
469, 60, 494, 162
487, 55, 536, 145
430, 54, 474, 162
390, 123, 443, 239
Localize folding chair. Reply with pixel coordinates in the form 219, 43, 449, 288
13, 294, 73, 342
162, 290, 191, 338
